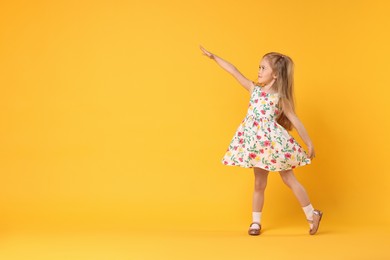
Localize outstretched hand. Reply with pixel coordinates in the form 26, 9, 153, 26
199, 45, 214, 59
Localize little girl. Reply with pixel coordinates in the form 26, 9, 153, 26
200, 46, 323, 235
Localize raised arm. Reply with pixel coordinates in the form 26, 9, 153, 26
200, 45, 255, 92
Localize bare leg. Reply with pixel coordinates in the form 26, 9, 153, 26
279, 169, 323, 234
253, 167, 269, 212
279, 169, 310, 207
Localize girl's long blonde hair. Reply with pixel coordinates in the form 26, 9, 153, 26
261, 52, 295, 131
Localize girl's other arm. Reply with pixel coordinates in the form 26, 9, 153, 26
200, 45, 255, 92
281, 99, 316, 159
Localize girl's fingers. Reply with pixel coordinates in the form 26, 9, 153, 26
201, 50, 213, 58
307, 147, 315, 159
199, 45, 211, 57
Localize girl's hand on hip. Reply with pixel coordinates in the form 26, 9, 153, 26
199, 45, 214, 59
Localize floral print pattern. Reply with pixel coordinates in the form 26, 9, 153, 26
221, 86, 311, 171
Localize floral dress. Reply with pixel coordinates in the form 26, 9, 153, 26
221, 85, 311, 171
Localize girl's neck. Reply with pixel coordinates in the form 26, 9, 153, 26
262, 79, 276, 93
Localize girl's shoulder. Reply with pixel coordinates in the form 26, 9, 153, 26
249, 82, 261, 94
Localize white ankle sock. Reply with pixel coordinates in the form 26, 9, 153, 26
302, 204, 314, 229
251, 212, 262, 229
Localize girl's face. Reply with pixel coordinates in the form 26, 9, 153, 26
257, 58, 276, 85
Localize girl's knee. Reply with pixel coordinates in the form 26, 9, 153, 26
254, 179, 267, 192
279, 170, 296, 187
254, 167, 269, 191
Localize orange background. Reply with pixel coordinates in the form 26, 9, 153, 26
1, 0, 389, 236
